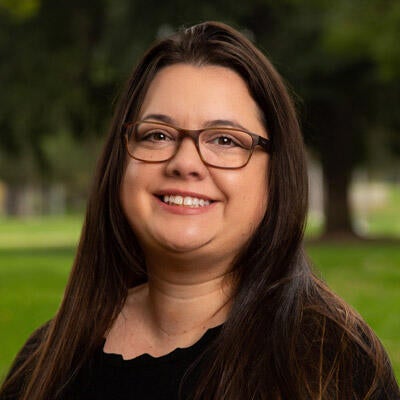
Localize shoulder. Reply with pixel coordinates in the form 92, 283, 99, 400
298, 297, 400, 399
9, 321, 50, 373
0, 321, 51, 399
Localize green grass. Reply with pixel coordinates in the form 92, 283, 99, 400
0, 215, 81, 381
0, 247, 73, 376
0, 215, 82, 249
0, 215, 399, 384
306, 243, 400, 380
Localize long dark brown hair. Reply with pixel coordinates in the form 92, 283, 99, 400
1, 21, 398, 400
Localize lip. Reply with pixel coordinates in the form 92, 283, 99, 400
153, 190, 218, 215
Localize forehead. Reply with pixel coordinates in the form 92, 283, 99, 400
138, 64, 265, 134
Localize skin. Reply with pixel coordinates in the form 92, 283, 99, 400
104, 64, 269, 359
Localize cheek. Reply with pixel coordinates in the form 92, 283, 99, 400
248, 157, 269, 208
244, 182, 268, 227
120, 161, 148, 222
215, 161, 269, 223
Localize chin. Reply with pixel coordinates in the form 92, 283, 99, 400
157, 235, 214, 255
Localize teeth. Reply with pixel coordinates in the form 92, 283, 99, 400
162, 195, 211, 207
183, 197, 193, 206
175, 195, 183, 205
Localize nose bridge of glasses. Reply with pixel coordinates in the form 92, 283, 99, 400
169, 127, 208, 164
176, 127, 203, 144
173, 127, 203, 152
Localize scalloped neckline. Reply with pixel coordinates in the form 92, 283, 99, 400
100, 324, 222, 365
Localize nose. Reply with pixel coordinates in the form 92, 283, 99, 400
164, 137, 208, 179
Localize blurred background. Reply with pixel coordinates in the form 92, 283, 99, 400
0, 0, 399, 381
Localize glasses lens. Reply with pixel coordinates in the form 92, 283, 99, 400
126, 122, 178, 162
199, 128, 253, 168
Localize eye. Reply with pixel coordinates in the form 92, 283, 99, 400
205, 131, 246, 148
140, 129, 173, 142
212, 136, 238, 147
134, 124, 176, 143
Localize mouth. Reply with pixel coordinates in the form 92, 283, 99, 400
156, 194, 214, 208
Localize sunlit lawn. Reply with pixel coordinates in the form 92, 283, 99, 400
307, 243, 400, 381
0, 216, 81, 381
0, 213, 399, 383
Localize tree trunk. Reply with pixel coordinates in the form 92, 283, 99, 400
5, 185, 20, 216
322, 161, 355, 238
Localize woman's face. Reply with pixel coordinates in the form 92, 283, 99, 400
121, 64, 269, 269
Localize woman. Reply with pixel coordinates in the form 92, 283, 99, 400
1, 21, 399, 400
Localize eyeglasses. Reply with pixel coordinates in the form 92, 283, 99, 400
124, 120, 271, 169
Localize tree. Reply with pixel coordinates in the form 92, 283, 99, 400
237, 0, 400, 238
1, 0, 399, 227
0, 0, 112, 211
0, 0, 248, 212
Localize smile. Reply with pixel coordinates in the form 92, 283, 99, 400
162, 195, 211, 207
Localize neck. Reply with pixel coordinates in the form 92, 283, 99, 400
105, 256, 235, 358
146, 272, 232, 337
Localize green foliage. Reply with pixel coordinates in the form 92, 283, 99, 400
0, 0, 40, 19
0, 0, 113, 184
0, 0, 399, 232
323, 0, 400, 81
2, 1, 399, 167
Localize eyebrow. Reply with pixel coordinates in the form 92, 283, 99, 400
142, 113, 174, 124
141, 113, 250, 132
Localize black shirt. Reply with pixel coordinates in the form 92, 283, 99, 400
67, 326, 221, 399
2, 323, 399, 399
